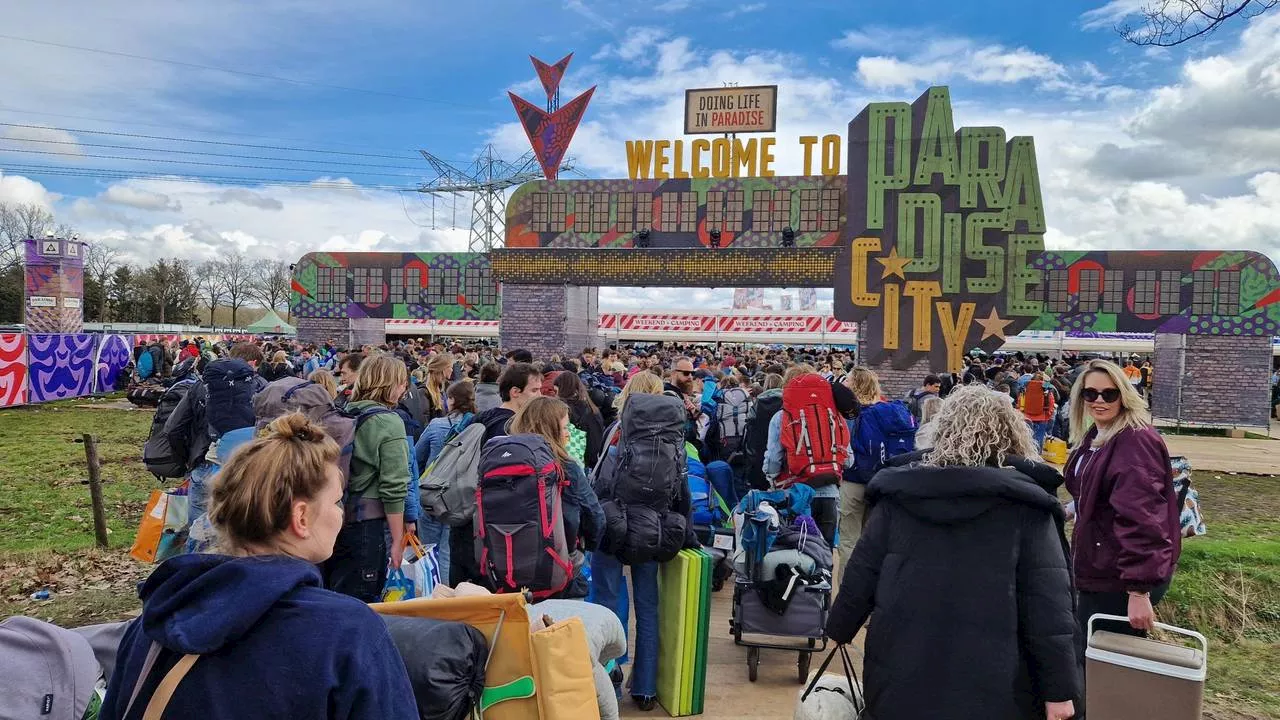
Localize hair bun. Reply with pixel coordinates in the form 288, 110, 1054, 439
268, 412, 327, 443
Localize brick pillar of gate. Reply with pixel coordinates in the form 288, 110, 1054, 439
1152, 333, 1272, 428
500, 284, 598, 358
856, 335, 941, 399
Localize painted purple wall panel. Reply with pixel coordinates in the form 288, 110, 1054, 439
27, 333, 98, 402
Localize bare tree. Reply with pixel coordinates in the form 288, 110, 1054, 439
196, 261, 227, 326
219, 252, 254, 327
1118, 0, 1278, 46
84, 243, 122, 322
0, 202, 57, 271
249, 259, 292, 318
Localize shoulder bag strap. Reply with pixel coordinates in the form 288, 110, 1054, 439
122, 642, 201, 720
141, 653, 200, 720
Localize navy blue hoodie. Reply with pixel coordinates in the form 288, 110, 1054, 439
101, 554, 416, 720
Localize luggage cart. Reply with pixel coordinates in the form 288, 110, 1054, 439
726, 487, 832, 683
729, 578, 830, 683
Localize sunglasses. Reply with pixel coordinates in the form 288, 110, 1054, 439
1081, 387, 1121, 403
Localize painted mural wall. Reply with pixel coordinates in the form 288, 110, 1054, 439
290, 251, 501, 322
0, 332, 249, 408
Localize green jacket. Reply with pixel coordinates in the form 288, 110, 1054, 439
346, 400, 409, 515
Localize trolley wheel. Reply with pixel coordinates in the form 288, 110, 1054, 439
798, 650, 812, 683
747, 646, 760, 682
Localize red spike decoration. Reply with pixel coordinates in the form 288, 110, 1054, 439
510, 53, 595, 182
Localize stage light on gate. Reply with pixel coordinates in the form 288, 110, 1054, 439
780, 227, 796, 248
708, 228, 721, 249
635, 228, 651, 249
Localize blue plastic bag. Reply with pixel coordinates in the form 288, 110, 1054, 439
381, 568, 415, 603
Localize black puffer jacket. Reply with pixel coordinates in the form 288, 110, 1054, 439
826, 458, 1079, 720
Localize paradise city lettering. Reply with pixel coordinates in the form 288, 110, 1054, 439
845, 87, 1046, 370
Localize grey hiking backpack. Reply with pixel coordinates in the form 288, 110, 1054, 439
420, 421, 487, 526
716, 386, 752, 444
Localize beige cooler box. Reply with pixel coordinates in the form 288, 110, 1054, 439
1086, 614, 1208, 720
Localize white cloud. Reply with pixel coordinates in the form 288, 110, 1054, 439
1085, 13, 1280, 180
723, 2, 766, 19
6, 173, 471, 269
1080, 0, 1147, 30
593, 27, 669, 64
0, 170, 59, 209
1050, 172, 1280, 257
654, 0, 692, 11
563, 0, 615, 31
101, 185, 182, 212
0, 124, 85, 158
211, 188, 284, 210
849, 31, 1066, 90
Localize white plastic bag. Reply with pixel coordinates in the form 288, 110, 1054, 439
795, 645, 864, 720
400, 534, 440, 599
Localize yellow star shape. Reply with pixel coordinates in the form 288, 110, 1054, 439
875, 246, 911, 280
976, 307, 1013, 341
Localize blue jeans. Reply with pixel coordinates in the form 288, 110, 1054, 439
590, 551, 658, 699
1029, 420, 1052, 449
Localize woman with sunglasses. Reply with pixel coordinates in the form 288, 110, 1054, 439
1064, 358, 1181, 653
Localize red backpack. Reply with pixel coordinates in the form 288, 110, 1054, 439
779, 374, 851, 488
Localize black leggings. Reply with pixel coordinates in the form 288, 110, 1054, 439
810, 497, 839, 548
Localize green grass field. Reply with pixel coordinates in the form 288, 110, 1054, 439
0, 401, 1276, 717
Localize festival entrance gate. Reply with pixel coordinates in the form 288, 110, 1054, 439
490, 86, 1280, 428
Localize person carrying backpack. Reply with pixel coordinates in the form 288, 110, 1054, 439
141, 358, 200, 479
844, 368, 916, 560
477, 396, 603, 599
413, 380, 477, 584
1019, 371, 1058, 449
589, 372, 696, 712
764, 367, 851, 547
715, 374, 753, 459
323, 355, 412, 604
163, 344, 267, 526
740, 373, 784, 497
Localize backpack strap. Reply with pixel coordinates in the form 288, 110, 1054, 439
123, 642, 201, 720
281, 380, 315, 402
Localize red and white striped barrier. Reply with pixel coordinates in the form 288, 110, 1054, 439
385, 313, 859, 343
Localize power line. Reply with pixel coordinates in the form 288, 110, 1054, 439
0, 121, 427, 161
0, 163, 416, 192
0, 104, 431, 156
0, 146, 427, 177
0, 33, 485, 110
0, 135, 433, 172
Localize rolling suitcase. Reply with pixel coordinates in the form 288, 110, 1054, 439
1086, 614, 1207, 720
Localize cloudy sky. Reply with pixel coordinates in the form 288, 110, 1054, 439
1, 0, 1278, 312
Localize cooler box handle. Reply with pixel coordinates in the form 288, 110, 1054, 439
1087, 613, 1208, 659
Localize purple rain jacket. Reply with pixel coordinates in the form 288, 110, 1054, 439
1064, 424, 1181, 593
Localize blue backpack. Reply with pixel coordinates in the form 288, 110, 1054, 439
851, 401, 917, 483
137, 349, 154, 380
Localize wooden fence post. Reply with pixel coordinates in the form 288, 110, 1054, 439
82, 434, 110, 548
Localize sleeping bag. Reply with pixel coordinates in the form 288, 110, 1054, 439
381, 615, 488, 720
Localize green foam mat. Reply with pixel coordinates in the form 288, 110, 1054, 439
657, 551, 692, 715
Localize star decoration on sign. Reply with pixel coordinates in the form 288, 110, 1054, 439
875, 247, 911, 280
976, 307, 1013, 340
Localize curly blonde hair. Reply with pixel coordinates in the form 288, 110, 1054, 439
923, 384, 1039, 467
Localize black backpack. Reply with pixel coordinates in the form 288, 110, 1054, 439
599, 393, 689, 565
142, 377, 200, 477
742, 391, 783, 491
203, 360, 258, 438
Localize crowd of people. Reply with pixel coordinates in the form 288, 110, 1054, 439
104, 334, 1183, 720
